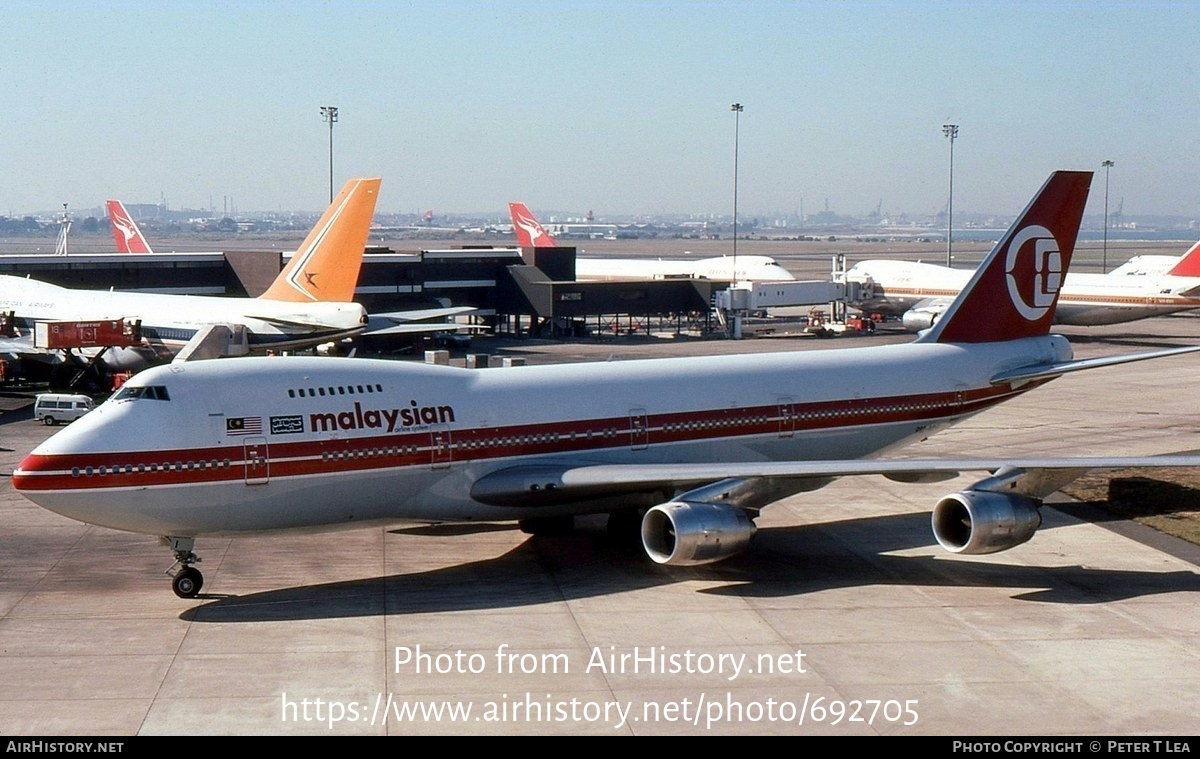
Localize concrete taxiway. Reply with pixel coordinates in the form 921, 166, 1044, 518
1, 315, 1199, 735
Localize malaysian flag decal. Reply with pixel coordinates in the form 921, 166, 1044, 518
226, 417, 263, 435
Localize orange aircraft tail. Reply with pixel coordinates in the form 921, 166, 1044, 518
508, 201, 557, 248
260, 178, 381, 303
106, 199, 154, 254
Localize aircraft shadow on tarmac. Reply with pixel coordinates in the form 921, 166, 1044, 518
179, 509, 1200, 623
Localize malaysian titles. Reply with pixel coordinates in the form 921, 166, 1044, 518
309, 400, 455, 434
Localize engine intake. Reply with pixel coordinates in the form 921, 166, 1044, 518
931, 490, 1042, 555
641, 501, 756, 566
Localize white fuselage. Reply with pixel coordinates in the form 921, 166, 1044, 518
1107, 255, 1183, 277
847, 260, 1200, 325
16, 336, 1070, 538
575, 255, 795, 282
0, 275, 367, 354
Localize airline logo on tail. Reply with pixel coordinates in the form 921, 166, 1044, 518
1005, 225, 1062, 321
922, 170, 1091, 344
260, 178, 381, 303
106, 200, 154, 254
508, 202, 556, 248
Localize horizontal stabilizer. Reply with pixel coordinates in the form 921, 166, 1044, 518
991, 344, 1200, 386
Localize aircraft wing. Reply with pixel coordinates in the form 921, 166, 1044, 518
471, 455, 1200, 509
363, 306, 477, 336
375, 306, 477, 322
0, 334, 61, 365
363, 322, 481, 337
911, 296, 953, 310
243, 314, 360, 331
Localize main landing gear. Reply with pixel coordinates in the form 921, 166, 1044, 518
163, 536, 204, 598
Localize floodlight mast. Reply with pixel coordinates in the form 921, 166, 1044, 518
321, 106, 339, 203
942, 123, 958, 267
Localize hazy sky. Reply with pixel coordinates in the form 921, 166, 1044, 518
4, 1, 1199, 221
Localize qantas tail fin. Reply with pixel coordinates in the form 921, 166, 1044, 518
920, 170, 1092, 344
508, 202, 557, 248
259, 178, 381, 303
106, 200, 154, 254
1166, 240, 1200, 278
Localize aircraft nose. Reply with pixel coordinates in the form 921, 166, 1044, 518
12, 451, 53, 492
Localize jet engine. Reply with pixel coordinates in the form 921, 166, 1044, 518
931, 490, 1042, 555
641, 501, 756, 566
98, 346, 157, 373
901, 307, 941, 332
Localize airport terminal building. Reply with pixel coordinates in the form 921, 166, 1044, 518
0, 245, 718, 344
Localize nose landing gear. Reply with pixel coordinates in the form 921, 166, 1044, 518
162, 536, 204, 598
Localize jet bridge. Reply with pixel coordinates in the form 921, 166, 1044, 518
714, 279, 853, 311
712, 255, 874, 338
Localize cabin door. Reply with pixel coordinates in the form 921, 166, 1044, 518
243, 437, 269, 485
778, 397, 796, 438
630, 408, 649, 451
430, 424, 452, 469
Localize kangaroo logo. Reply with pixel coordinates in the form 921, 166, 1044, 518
113, 217, 137, 244
1005, 224, 1062, 321
515, 211, 546, 243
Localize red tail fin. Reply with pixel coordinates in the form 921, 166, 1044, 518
1166, 240, 1200, 278
106, 200, 154, 254
921, 171, 1092, 344
508, 202, 557, 248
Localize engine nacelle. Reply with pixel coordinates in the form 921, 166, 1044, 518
641, 501, 756, 566
96, 346, 156, 373
931, 490, 1042, 555
901, 307, 941, 332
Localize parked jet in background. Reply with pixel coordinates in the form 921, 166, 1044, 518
17, 171, 1200, 598
847, 238, 1200, 330
106, 199, 155, 254
1, 178, 383, 370
1108, 239, 1200, 277
509, 201, 795, 282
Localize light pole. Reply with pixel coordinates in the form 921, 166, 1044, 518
942, 124, 958, 267
1102, 159, 1114, 273
320, 105, 339, 203
731, 102, 743, 284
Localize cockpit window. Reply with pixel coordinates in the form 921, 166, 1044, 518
112, 385, 171, 401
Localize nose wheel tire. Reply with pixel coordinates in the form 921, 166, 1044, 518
172, 566, 204, 598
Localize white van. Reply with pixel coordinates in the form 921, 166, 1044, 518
33, 393, 95, 426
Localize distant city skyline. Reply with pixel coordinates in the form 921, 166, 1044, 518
4, 1, 1199, 223
8, 202, 1192, 245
